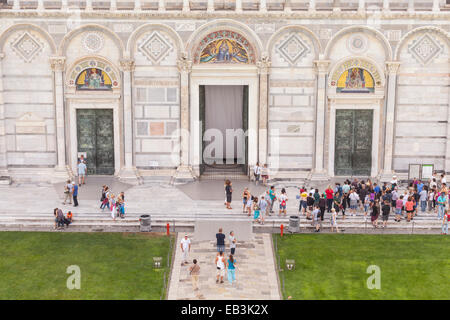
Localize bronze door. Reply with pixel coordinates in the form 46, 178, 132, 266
76, 109, 114, 175
334, 110, 373, 176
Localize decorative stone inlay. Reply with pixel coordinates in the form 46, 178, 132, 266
67, 59, 119, 88
255, 23, 275, 33
175, 22, 196, 32
408, 33, 443, 66
82, 32, 104, 53
138, 31, 173, 64
10, 32, 43, 63
347, 33, 368, 54
385, 30, 402, 41
276, 33, 310, 65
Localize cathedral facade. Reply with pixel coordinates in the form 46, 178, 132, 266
0, 0, 449, 184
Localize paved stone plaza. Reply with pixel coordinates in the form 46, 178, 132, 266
168, 233, 280, 300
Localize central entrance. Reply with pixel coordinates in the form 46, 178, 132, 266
199, 85, 249, 173
334, 109, 373, 176
76, 109, 114, 175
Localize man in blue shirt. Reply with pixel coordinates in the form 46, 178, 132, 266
72, 182, 79, 207
374, 183, 381, 195
417, 181, 424, 193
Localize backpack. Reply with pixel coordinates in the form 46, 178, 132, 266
281, 199, 286, 206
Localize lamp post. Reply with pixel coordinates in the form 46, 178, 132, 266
285, 259, 295, 271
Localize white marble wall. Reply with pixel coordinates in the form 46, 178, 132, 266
2, 29, 56, 168
395, 30, 450, 175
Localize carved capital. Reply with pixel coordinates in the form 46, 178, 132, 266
0, 52, 5, 60
177, 53, 192, 73
49, 56, 66, 71
119, 58, 135, 72
314, 60, 331, 74
386, 61, 401, 75
257, 53, 271, 75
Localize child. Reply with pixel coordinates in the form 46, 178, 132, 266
110, 194, 116, 221
395, 195, 403, 222
442, 210, 449, 235
261, 164, 269, 186
312, 205, 321, 232
279, 188, 288, 216
330, 208, 339, 233
253, 197, 261, 223
405, 196, 414, 222
242, 188, 250, 213
245, 195, 253, 217
363, 194, 370, 221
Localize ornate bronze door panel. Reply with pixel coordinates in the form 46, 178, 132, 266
334, 110, 372, 176
77, 109, 114, 175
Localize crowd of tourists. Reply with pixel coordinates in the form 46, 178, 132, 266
181, 228, 238, 292
225, 172, 450, 235
100, 185, 126, 220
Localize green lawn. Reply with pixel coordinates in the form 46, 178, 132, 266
273, 234, 450, 300
0, 232, 173, 299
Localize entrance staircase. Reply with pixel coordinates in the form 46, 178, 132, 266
200, 164, 248, 181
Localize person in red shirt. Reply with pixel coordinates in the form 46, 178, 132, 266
325, 185, 334, 213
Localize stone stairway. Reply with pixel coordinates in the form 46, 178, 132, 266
0, 209, 443, 234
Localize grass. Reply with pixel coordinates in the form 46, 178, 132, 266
0, 232, 174, 300
273, 234, 450, 300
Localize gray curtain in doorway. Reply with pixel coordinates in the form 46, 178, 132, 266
205, 85, 244, 164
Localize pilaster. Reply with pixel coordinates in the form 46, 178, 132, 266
310, 59, 331, 181
379, 61, 401, 182
257, 54, 271, 166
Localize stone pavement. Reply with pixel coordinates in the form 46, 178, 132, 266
167, 233, 281, 300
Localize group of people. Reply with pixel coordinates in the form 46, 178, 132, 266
53, 208, 73, 230
224, 172, 450, 234
240, 186, 288, 225
62, 180, 79, 207
181, 228, 238, 292
100, 186, 126, 220
252, 162, 269, 186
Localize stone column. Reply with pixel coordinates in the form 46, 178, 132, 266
0, 53, 9, 180
182, 0, 190, 12
310, 59, 330, 181
308, 0, 316, 11
333, 0, 341, 12
284, 0, 291, 13
382, 0, 389, 11
119, 57, 139, 184
158, 0, 165, 12
380, 61, 401, 182
50, 56, 68, 179
407, 0, 414, 13
61, 0, 68, 10
257, 55, 270, 166
259, 0, 267, 12
13, 0, 20, 10
358, 0, 365, 12
433, 0, 440, 12
85, 0, 92, 11
135, 0, 141, 10
173, 54, 195, 183
110, 0, 117, 11
235, 0, 242, 12
37, 0, 44, 10
207, 0, 214, 12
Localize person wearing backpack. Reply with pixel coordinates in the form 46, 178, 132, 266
279, 188, 288, 216
442, 210, 449, 235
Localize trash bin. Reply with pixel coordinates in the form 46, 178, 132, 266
139, 214, 151, 232
288, 215, 300, 233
